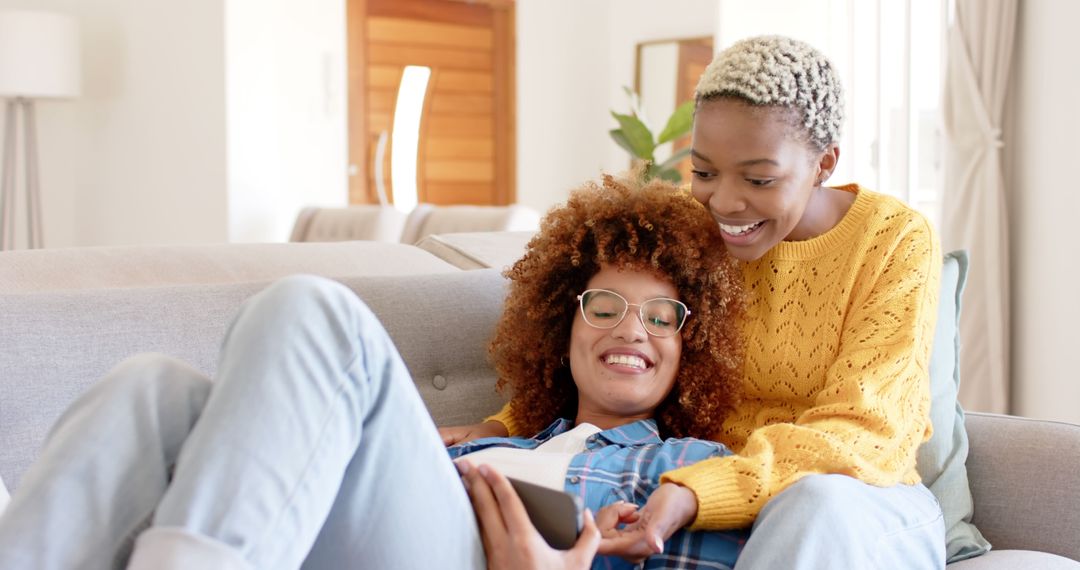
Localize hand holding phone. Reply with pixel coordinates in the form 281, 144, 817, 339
506, 476, 584, 550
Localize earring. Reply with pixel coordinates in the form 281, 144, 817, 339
560, 355, 569, 367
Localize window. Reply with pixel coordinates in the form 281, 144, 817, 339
844, 0, 949, 227
718, 0, 950, 225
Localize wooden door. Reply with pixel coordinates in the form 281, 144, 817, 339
673, 38, 713, 183
347, 0, 515, 206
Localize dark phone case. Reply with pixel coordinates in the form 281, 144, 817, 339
507, 477, 584, 550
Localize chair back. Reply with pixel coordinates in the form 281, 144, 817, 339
400, 204, 541, 244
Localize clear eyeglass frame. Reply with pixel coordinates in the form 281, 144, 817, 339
576, 288, 690, 338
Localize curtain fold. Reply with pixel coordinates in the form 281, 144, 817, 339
941, 0, 1018, 414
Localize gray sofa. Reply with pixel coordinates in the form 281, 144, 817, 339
1, 235, 1078, 569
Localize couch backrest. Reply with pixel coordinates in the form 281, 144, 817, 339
0, 241, 459, 294
400, 204, 541, 245
0, 270, 508, 489
289, 206, 407, 243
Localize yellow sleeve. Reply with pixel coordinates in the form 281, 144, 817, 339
662, 220, 942, 530
484, 402, 523, 436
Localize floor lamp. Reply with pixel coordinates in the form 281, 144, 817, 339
0, 11, 80, 250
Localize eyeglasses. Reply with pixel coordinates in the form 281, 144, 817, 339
576, 289, 690, 338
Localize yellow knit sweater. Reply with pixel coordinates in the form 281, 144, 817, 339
489, 185, 942, 530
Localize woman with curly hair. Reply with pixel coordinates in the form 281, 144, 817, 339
488, 172, 743, 441
448, 35, 948, 570
0, 174, 747, 569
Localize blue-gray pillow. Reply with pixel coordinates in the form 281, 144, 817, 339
917, 250, 991, 562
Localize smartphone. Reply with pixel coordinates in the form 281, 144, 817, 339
507, 477, 584, 550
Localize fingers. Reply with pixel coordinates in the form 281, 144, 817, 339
476, 464, 535, 538
460, 461, 510, 550
438, 427, 458, 446
439, 426, 466, 446
566, 508, 601, 566
595, 501, 639, 532
641, 522, 665, 554
438, 421, 509, 446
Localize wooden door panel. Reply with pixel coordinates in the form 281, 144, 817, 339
367, 17, 493, 50
426, 160, 495, 182
430, 93, 493, 115
368, 44, 493, 71
348, 0, 514, 206
433, 70, 494, 92
425, 115, 493, 138
367, 65, 404, 88
427, 137, 493, 160
425, 182, 494, 204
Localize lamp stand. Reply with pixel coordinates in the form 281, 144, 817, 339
1, 97, 43, 250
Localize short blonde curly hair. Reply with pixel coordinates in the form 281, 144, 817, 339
490, 173, 745, 439
696, 35, 844, 150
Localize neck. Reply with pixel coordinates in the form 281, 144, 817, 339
789, 185, 856, 241
574, 409, 651, 430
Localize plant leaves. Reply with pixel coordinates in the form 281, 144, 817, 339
655, 147, 692, 171
609, 129, 636, 155
656, 168, 683, 183
622, 86, 646, 121
656, 100, 695, 145
610, 111, 655, 161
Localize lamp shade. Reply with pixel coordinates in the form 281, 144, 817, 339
0, 10, 81, 98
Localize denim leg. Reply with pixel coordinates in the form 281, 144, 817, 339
0, 354, 212, 570
148, 275, 484, 570
734, 474, 945, 570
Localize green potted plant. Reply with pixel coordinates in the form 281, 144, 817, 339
609, 87, 695, 183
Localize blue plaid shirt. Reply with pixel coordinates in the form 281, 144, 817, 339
449, 418, 748, 569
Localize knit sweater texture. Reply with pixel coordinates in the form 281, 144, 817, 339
490, 185, 942, 530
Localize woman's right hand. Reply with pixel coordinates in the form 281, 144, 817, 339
459, 460, 601, 570
439, 420, 509, 446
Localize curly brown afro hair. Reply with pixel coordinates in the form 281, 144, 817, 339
490, 173, 745, 440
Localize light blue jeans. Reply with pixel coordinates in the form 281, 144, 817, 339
0, 275, 485, 569
735, 474, 946, 570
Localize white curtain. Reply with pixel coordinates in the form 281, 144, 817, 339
941, 0, 1018, 414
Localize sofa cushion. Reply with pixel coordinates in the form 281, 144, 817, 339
401, 205, 540, 245
0, 270, 507, 489
945, 550, 1080, 569
289, 206, 407, 243
918, 250, 990, 562
0, 241, 460, 294
965, 413, 1080, 562
416, 231, 535, 271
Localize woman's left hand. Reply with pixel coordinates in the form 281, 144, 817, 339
597, 482, 698, 563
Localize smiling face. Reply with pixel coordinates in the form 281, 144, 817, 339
690, 97, 839, 261
568, 265, 683, 429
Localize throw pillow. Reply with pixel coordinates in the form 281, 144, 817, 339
917, 250, 991, 563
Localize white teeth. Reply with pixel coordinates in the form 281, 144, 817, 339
718, 221, 763, 235
605, 354, 647, 369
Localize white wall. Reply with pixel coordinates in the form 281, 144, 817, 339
515, 0, 717, 214
225, 0, 347, 243
1007, 0, 1080, 424
515, 0, 609, 214
0, 0, 346, 247
602, 1, 718, 176
0, 0, 227, 247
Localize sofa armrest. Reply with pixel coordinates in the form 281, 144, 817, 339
964, 412, 1080, 561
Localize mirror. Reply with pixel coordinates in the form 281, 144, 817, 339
634, 36, 713, 180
